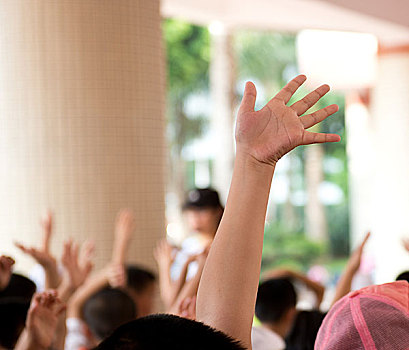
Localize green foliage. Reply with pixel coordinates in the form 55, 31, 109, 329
164, 19, 210, 93
261, 222, 325, 273
235, 30, 296, 90
164, 19, 210, 152
326, 203, 350, 257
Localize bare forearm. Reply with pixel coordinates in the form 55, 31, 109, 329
52, 311, 67, 350
112, 240, 128, 265
291, 271, 325, 307
197, 152, 274, 348
67, 270, 108, 318
170, 261, 205, 314
331, 266, 355, 306
44, 265, 61, 290
15, 331, 46, 350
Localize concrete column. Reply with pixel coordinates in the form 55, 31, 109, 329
369, 45, 409, 283
346, 92, 374, 242
0, 0, 165, 273
209, 23, 236, 203
305, 144, 328, 241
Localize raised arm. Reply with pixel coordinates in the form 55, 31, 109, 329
263, 268, 325, 307
331, 232, 370, 306
112, 209, 135, 265
168, 250, 208, 316
15, 211, 61, 289
154, 239, 197, 309
15, 290, 65, 350
58, 239, 94, 303
197, 75, 340, 348
68, 209, 134, 319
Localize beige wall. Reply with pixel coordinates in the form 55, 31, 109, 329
0, 0, 166, 274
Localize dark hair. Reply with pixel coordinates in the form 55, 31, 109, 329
396, 271, 409, 283
0, 274, 36, 301
94, 314, 245, 350
183, 188, 223, 210
285, 310, 326, 350
255, 278, 297, 323
126, 265, 156, 293
83, 287, 137, 341
0, 298, 30, 348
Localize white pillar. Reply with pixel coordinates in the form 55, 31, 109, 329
0, 0, 166, 273
305, 144, 328, 241
209, 23, 236, 203
346, 93, 374, 248
370, 45, 409, 283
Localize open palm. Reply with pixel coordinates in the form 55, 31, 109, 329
26, 291, 65, 349
236, 75, 340, 166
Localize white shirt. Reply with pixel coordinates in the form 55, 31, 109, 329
65, 318, 94, 350
170, 235, 206, 281
251, 326, 286, 350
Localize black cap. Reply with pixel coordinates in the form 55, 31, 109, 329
182, 188, 222, 210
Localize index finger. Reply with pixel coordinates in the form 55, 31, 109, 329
273, 75, 307, 104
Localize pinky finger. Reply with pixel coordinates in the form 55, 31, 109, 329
302, 132, 341, 145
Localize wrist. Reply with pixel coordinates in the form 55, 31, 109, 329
235, 148, 276, 173
15, 331, 47, 350
234, 150, 276, 186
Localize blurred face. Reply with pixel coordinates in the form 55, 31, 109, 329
185, 207, 222, 235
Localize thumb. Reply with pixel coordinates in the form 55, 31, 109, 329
239, 82, 257, 114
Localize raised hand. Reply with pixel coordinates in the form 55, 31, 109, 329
347, 232, 371, 273
61, 239, 94, 292
106, 263, 126, 288
112, 209, 135, 264
236, 75, 340, 166
0, 256, 15, 290
15, 290, 65, 350
153, 239, 175, 269
15, 211, 61, 288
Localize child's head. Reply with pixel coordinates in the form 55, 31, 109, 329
0, 274, 36, 301
315, 281, 409, 349
285, 310, 326, 350
125, 265, 156, 317
94, 314, 245, 350
183, 188, 224, 235
396, 270, 409, 283
255, 278, 297, 336
83, 287, 137, 342
0, 298, 30, 349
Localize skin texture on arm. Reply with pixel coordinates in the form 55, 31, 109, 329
331, 232, 370, 306
14, 291, 65, 350
15, 211, 61, 289
197, 75, 340, 348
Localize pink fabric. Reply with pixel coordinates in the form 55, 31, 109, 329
350, 296, 376, 350
315, 281, 409, 350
